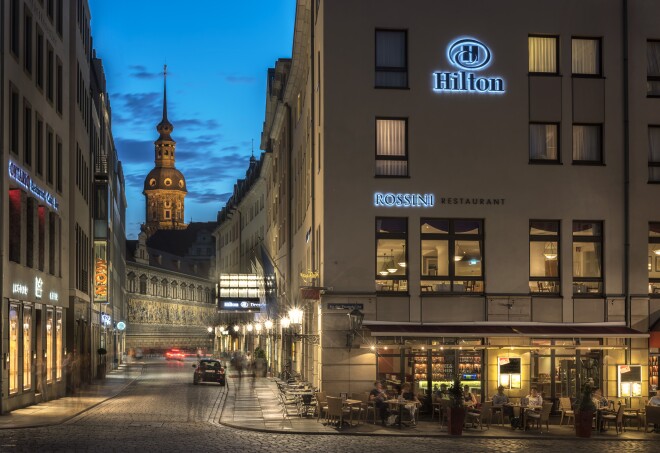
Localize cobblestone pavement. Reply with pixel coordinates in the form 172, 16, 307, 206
0, 361, 655, 452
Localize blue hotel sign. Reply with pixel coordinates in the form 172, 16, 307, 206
433, 38, 505, 94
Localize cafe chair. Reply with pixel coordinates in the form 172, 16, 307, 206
644, 405, 660, 433
466, 401, 492, 430
438, 399, 451, 428
326, 396, 351, 429
490, 402, 505, 426
559, 397, 575, 426
525, 402, 553, 433
314, 391, 328, 422
601, 403, 625, 434
623, 402, 644, 431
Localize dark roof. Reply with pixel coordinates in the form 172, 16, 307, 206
146, 222, 216, 257
363, 323, 648, 338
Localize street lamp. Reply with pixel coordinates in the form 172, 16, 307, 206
346, 308, 364, 350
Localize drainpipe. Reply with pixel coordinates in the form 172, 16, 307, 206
0, 0, 5, 415
622, 0, 632, 373
310, 0, 318, 386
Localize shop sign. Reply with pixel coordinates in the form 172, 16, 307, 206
433, 38, 505, 94
49, 291, 58, 301
35, 277, 43, 299
328, 303, 364, 310
94, 258, 108, 303
218, 300, 265, 312
101, 312, 112, 326
619, 365, 631, 373
12, 283, 28, 296
9, 161, 59, 210
116, 321, 126, 331
498, 357, 510, 365
374, 192, 434, 208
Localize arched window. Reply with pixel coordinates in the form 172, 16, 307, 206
181, 283, 187, 300
198, 286, 204, 302
127, 272, 136, 293
150, 277, 158, 296
171, 281, 178, 299
205, 288, 211, 303
161, 279, 168, 298
139, 275, 147, 295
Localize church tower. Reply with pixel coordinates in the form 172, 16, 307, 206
142, 65, 187, 236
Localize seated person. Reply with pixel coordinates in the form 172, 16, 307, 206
526, 387, 543, 407
492, 385, 513, 419
592, 388, 610, 410
463, 385, 477, 408
435, 383, 449, 400
369, 380, 389, 425
401, 383, 421, 424
649, 389, 660, 407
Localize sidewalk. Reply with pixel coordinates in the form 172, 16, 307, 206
0, 363, 141, 429
219, 371, 656, 440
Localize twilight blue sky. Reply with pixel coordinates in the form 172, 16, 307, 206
88, 1, 296, 239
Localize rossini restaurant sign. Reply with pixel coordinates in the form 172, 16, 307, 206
375, 192, 505, 208
433, 37, 505, 94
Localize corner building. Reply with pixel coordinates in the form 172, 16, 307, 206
263, 0, 660, 411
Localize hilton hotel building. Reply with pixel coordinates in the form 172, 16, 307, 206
260, 0, 660, 408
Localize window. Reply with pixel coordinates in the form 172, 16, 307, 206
26, 198, 35, 268
151, 277, 158, 296
375, 30, 408, 88
127, 273, 136, 293
648, 40, 660, 97
47, 127, 54, 184
24, 101, 32, 166
10, 87, 19, 155
46, 309, 53, 383
10, 0, 19, 57
572, 38, 601, 76
573, 124, 602, 163
36, 116, 43, 176
139, 275, 147, 295
9, 190, 22, 263
420, 219, 484, 293
162, 279, 169, 298
650, 126, 660, 182
46, 44, 54, 102
375, 218, 408, 292
529, 221, 560, 293
530, 123, 559, 162
38, 206, 45, 271
23, 306, 32, 390
376, 118, 408, 176
36, 28, 44, 89
9, 305, 19, 394
572, 221, 603, 295
56, 310, 62, 381
529, 36, 558, 74
56, 138, 62, 192
47, 0, 54, 21
24, 12, 33, 74
649, 223, 660, 294
56, 59, 63, 114
56, 0, 63, 36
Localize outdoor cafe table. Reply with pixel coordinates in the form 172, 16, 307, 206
285, 390, 315, 417
504, 404, 542, 430
342, 399, 363, 426
385, 399, 420, 429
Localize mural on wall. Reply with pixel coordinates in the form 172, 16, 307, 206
128, 299, 214, 326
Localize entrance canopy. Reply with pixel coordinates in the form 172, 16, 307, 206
363, 322, 649, 339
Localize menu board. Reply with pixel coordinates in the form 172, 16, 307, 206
618, 365, 642, 397
498, 357, 522, 389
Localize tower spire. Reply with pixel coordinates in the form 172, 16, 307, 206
163, 64, 168, 122
156, 64, 173, 139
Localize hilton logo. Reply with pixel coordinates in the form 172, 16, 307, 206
433, 38, 505, 94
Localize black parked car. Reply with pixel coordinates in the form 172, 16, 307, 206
192, 359, 226, 386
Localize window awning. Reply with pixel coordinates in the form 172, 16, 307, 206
363, 322, 648, 339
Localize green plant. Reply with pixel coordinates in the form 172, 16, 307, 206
576, 382, 596, 412
254, 347, 266, 359
448, 375, 464, 408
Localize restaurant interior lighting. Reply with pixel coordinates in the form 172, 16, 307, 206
378, 253, 390, 276
654, 247, 660, 256
454, 244, 464, 262
387, 249, 398, 273
397, 245, 406, 268
543, 242, 558, 260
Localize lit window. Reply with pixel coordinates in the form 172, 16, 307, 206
375, 30, 408, 88
529, 36, 558, 73
376, 118, 407, 176
573, 124, 602, 163
649, 222, 660, 294
572, 38, 601, 76
572, 221, 603, 295
9, 305, 19, 393
375, 218, 408, 293
529, 221, 560, 293
23, 306, 32, 390
530, 123, 559, 162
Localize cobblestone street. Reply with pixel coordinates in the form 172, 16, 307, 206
0, 360, 656, 452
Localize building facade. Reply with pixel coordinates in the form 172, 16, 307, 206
256, 0, 660, 411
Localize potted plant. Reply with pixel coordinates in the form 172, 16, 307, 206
97, 348, 108, 379
575, 383, 596, 438
447, 375, 466, 435
254, 347, 267, 377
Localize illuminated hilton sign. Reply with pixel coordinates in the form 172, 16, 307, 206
433, 38, 505, 94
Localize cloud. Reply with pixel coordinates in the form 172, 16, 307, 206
175, 118, 221, 130
186, 191, 232, 204
128, 65, 162, 80
225, 75, 256, 84
111, 92, 161, 127
114, 138, 154, 164
221, 145, 239, 152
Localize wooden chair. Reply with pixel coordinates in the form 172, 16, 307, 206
559, 397, 575, 426
314, 391, 328, 422
350, 392, 367, 424
439, 399, 451, 428
526, 402, 553, 433
326, 396, 351, 429
601, 403, 625, 435
644, 405, 660, 433
490, 402, 505, 426
466, 401, 492, 430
